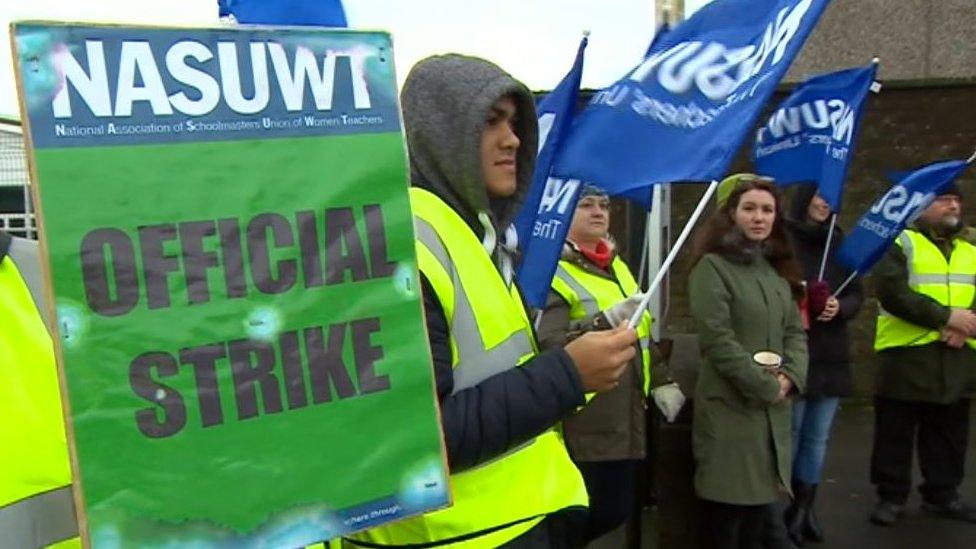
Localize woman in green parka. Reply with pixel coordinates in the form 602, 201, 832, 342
687, 176, 808, 549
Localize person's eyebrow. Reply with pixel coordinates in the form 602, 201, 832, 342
490, 103, 515, 119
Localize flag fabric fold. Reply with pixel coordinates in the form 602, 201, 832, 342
836, 158, 972, 274
219, 0, 348, 27
513, 36, 588, 309
551, 0, 831, 195
643, 22, 671, 59
754, 63, 878, 210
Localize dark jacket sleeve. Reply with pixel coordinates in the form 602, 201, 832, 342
836, 271, 864, 321
536, 291, 574, 351
780, 288, 809, 395
873, 244, 950, 329
689, 256, 781, 404
421, 276, 585, 473
824, 228, 864, 322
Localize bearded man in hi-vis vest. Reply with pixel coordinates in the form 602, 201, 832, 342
869, 183, 976, 527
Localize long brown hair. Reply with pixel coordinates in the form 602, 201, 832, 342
688, 177, 803, 295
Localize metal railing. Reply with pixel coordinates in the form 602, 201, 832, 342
0, 129, 35, 239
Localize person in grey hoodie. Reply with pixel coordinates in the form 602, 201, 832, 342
344, 55, 638, 549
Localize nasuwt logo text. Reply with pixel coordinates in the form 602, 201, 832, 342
627, 0, 815, 101
756, 98, 855, 146
52, 40, 375, 118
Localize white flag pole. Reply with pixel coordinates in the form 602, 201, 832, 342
533, 309, 544, 331
817, 213, 838, 281
628, 180, 719, 328
831, 270, 858, 298
637, 210, 652, 287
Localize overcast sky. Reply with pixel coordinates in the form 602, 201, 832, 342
1, 0, 716, 118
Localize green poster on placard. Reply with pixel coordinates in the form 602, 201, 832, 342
13, 22, 448, 547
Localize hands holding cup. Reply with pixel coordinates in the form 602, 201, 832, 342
752, 350, 782, 371
752, 350, 793, 403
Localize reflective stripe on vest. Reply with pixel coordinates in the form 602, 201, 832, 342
875, 230, 976, 351
413, 218, 535, 393
0, 255, 80, 548
551, 256, 653, 394
346, 188, 587, 548
0, 486, 78, 549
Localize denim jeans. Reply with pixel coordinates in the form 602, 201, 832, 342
792, 397, 840, 484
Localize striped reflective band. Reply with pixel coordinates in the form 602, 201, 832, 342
898, 232, 914, 263
908, 273, 975, 286
553, 265, 600, 317
414, 218, 533, 394
555, 264, 651, 350
0, 486, 77, 548
901, 233, 976, 286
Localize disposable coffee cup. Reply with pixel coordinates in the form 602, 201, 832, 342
752, 350, 783, 371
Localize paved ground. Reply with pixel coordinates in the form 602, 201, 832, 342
590, 401, 976, 548
802, 401, 976, 549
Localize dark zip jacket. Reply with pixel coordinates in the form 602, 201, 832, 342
787, 184, 864, 397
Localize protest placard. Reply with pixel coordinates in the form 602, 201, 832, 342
14, 22, 448, 547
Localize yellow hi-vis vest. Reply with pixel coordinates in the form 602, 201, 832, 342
346, 188, 587, 548
551, 256, 653, 394
875, 229, 976, 351
0, 242, 79, 548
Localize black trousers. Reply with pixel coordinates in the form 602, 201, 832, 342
870, 396, 971, 505
702, 500, 771, 549
762, 499, 795, 549
575, 459, 641, 542
500, 508, 587, 549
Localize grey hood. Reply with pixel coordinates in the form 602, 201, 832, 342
400, 54, 538, 239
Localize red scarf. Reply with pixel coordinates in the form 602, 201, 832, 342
576, 239, 612, 270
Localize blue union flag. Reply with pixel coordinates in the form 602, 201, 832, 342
551, 0, 831, 193
513, 37, 588, 309
836, 158, 972, 274
219, 0, 348, 26
754, 63, 878, 210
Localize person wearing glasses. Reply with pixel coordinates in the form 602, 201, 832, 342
868, 183, 976, 526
